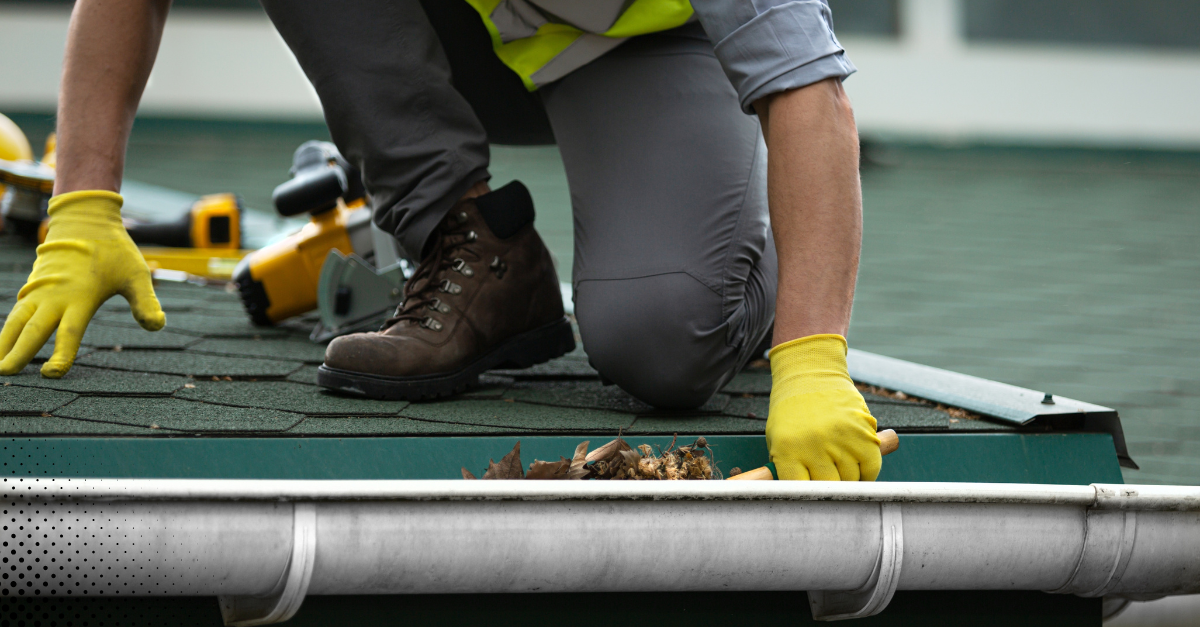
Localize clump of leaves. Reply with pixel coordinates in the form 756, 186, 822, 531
462, 435, 718, 480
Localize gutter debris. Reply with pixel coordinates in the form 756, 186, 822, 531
855, 382, 984, 422
462, 436, 718, 481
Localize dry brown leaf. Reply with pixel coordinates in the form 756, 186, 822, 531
566, 440, 590, 480
482, 442, 524, 479
585, 437, 633, 463
526, 458, 571, 480
462, 468, 477, 480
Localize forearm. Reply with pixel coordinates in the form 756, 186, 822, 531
754, 78, 862, 344
54, 0, 171, 195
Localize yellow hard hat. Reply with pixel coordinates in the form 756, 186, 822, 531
0, 113, 34, 162
0, 114, 35, 221
42, 133, 56, 168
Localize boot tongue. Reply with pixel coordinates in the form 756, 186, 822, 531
474, 181, 535, 239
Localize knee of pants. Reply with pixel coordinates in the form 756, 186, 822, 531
575, 273, 737, 410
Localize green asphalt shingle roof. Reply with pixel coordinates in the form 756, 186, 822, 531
0, 236, 1007, 438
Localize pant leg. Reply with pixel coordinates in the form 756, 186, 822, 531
418, 0, 554, 146
540, 23, 777, 410
259, 0, 490, 260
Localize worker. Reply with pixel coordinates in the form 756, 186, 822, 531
0, 0, 881, 482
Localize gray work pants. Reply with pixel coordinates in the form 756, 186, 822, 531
258, 1, 824, 408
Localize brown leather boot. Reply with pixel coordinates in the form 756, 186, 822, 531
318, 181, 574, 400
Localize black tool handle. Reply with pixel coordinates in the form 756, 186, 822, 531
272, 140, 364, 217
127, 211, 192, 247
273, 166, 346, 217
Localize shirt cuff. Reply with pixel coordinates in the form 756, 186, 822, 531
709, 1, 857, 113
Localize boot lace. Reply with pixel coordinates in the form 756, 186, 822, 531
381, 212, 479, 331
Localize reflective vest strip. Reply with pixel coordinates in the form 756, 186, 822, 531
465, 0, 694, 90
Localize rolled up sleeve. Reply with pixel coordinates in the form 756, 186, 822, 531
691, 0, 856, 113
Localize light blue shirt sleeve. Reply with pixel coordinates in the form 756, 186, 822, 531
690, 0, 857, 113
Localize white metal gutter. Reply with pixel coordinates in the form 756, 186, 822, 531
7, 479, 1198, 625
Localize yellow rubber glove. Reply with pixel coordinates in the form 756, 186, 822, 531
0, 190, 165, 378
766, 334, 881, 481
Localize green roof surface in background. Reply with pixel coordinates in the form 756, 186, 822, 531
2, 113, 1198, 485
0, 239, 993, 437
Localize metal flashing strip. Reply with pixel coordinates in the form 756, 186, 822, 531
847, 349, 1137, 469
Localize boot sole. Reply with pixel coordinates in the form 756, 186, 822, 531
316, 317, 576, 401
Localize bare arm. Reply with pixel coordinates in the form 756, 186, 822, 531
753, 79, 881, 482
753, 77, 862, 344
0, 0, 170, 379
54, 0, 172, 195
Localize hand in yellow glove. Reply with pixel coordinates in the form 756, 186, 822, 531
766, 334, 881, 481
0, 190, 165, 378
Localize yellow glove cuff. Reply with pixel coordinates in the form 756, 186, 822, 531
45, 190, 125, 241
768, 334, 855, 411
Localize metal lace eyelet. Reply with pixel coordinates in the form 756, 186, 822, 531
489, 256, 507, 279
421, 317, 443, 331
451, 258, 474, 277
466, 230, 477, 242
429, 298, 451, 314
439, 279, 462, 294
458, 211, 468, 222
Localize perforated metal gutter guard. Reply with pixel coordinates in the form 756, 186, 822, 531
7, 479, 1198, 625
848, 349, 1138, 468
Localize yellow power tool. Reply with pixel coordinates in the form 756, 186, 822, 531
122, 193, 243, 249
0, 115, 241, 252
233, 141, 380, 326
2, 159, 243, 252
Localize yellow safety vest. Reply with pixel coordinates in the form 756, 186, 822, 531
465, 0, 694, 90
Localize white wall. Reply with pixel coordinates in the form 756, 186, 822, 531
0, 4, 322, 120
3, 0, 1200, 149
840, 0, 1200, 149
